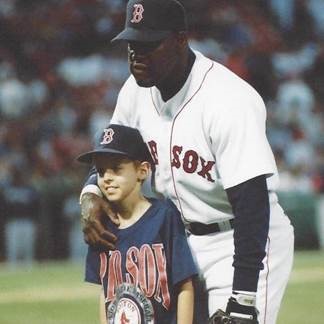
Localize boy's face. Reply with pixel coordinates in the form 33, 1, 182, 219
94, 154, 149, 203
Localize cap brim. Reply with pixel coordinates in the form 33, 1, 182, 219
76, 149, 130, 164
111, 27, 171, 43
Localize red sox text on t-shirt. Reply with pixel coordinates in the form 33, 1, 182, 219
100, 243, 170, 310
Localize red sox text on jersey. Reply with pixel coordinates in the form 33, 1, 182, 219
100, 243, 170, 310
148, 140, 216, 183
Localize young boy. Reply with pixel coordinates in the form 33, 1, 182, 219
77, 124, 197, 324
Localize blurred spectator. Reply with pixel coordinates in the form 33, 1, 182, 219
279, 164, 315, 193
189, 37, 226, 62
292, 0, 315, 44
312, 144, 324, 193
3, 167, 40, 268
57, 54, 108, 87
0, 190, 6, 261
268, 0, 295, 31
305, 42, 324, 104
89, 105, 113, 139
63, 190, 87, 262
246, 49, 277, 101
284, 126, 315, 169
0, 0, 15, 17
308, 0, 324, 39
0, 74, 31, 119
272, 43, 319, 78
275, 74, 315, 125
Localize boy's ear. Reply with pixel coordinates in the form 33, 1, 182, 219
137, 161, 151, 181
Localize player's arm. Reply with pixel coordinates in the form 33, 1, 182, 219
210, 175, 269, 323
99, 289, 106, 324
177, 278, 195, 324
81, 168, 119, 250
227, 174, 269, 291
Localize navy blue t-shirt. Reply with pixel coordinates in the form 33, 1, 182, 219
85, 198, 198, 324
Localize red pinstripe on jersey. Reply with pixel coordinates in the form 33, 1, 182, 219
169, 62, 214, 222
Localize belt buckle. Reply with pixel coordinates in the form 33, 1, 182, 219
185, 223, 193, 235
217, 220, 232, 232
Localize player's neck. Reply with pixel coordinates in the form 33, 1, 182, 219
112, 195, 151, 229
158, 48, 195, 102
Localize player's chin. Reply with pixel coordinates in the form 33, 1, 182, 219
135, 78, 155, 88
131, 68, 155, 87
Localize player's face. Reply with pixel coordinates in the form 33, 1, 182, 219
128, 34, 183, 88
95, 155, 148, 204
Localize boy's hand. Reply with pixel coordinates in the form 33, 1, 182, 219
81, 193, 119, 251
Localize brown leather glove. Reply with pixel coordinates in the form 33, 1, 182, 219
81, 192, 119, 251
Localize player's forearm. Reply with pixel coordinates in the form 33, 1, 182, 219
99, 290, 106, 324
177, 278, 194, 324
226, 174, 270, 292
80, 169, 103, 202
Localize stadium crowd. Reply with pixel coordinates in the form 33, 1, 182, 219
0, 0, 323, 263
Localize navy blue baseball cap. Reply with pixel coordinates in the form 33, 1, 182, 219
111, 0, 188, 43
77, 124, 152, 164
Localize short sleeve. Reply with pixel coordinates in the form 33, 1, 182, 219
211, 88, 277, 189
163, 201, 198, 286
84, 247, 101, 285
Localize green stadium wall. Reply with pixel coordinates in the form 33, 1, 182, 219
278, 192, 324, 250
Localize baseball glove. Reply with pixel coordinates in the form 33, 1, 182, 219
208, 309, 258, 324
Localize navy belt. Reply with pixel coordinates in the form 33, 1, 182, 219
187, 219, 234, 235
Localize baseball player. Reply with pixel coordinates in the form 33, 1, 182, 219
80, 1, 294, 323
78, 124, 198, 324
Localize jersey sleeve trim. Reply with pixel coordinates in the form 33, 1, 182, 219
79, 184, 103, 203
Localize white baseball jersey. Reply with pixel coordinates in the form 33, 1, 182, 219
102, 50, 294, 324
111, 50, 278, 225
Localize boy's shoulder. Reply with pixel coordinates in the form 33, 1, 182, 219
148, 198, 183, 228
149, 197, 179, 215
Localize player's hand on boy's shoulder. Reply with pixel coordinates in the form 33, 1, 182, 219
81, 192, 119, 251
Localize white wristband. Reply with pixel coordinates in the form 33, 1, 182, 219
79, 184, 103, 204
230, 312, 253, 319
232, 291, 256, 307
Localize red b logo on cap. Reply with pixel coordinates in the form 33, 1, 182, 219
131, 4, 144, 23
101, 128, 114, 144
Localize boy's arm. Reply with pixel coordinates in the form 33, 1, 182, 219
177, 278, 194, 324
100, 289, 106, 324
